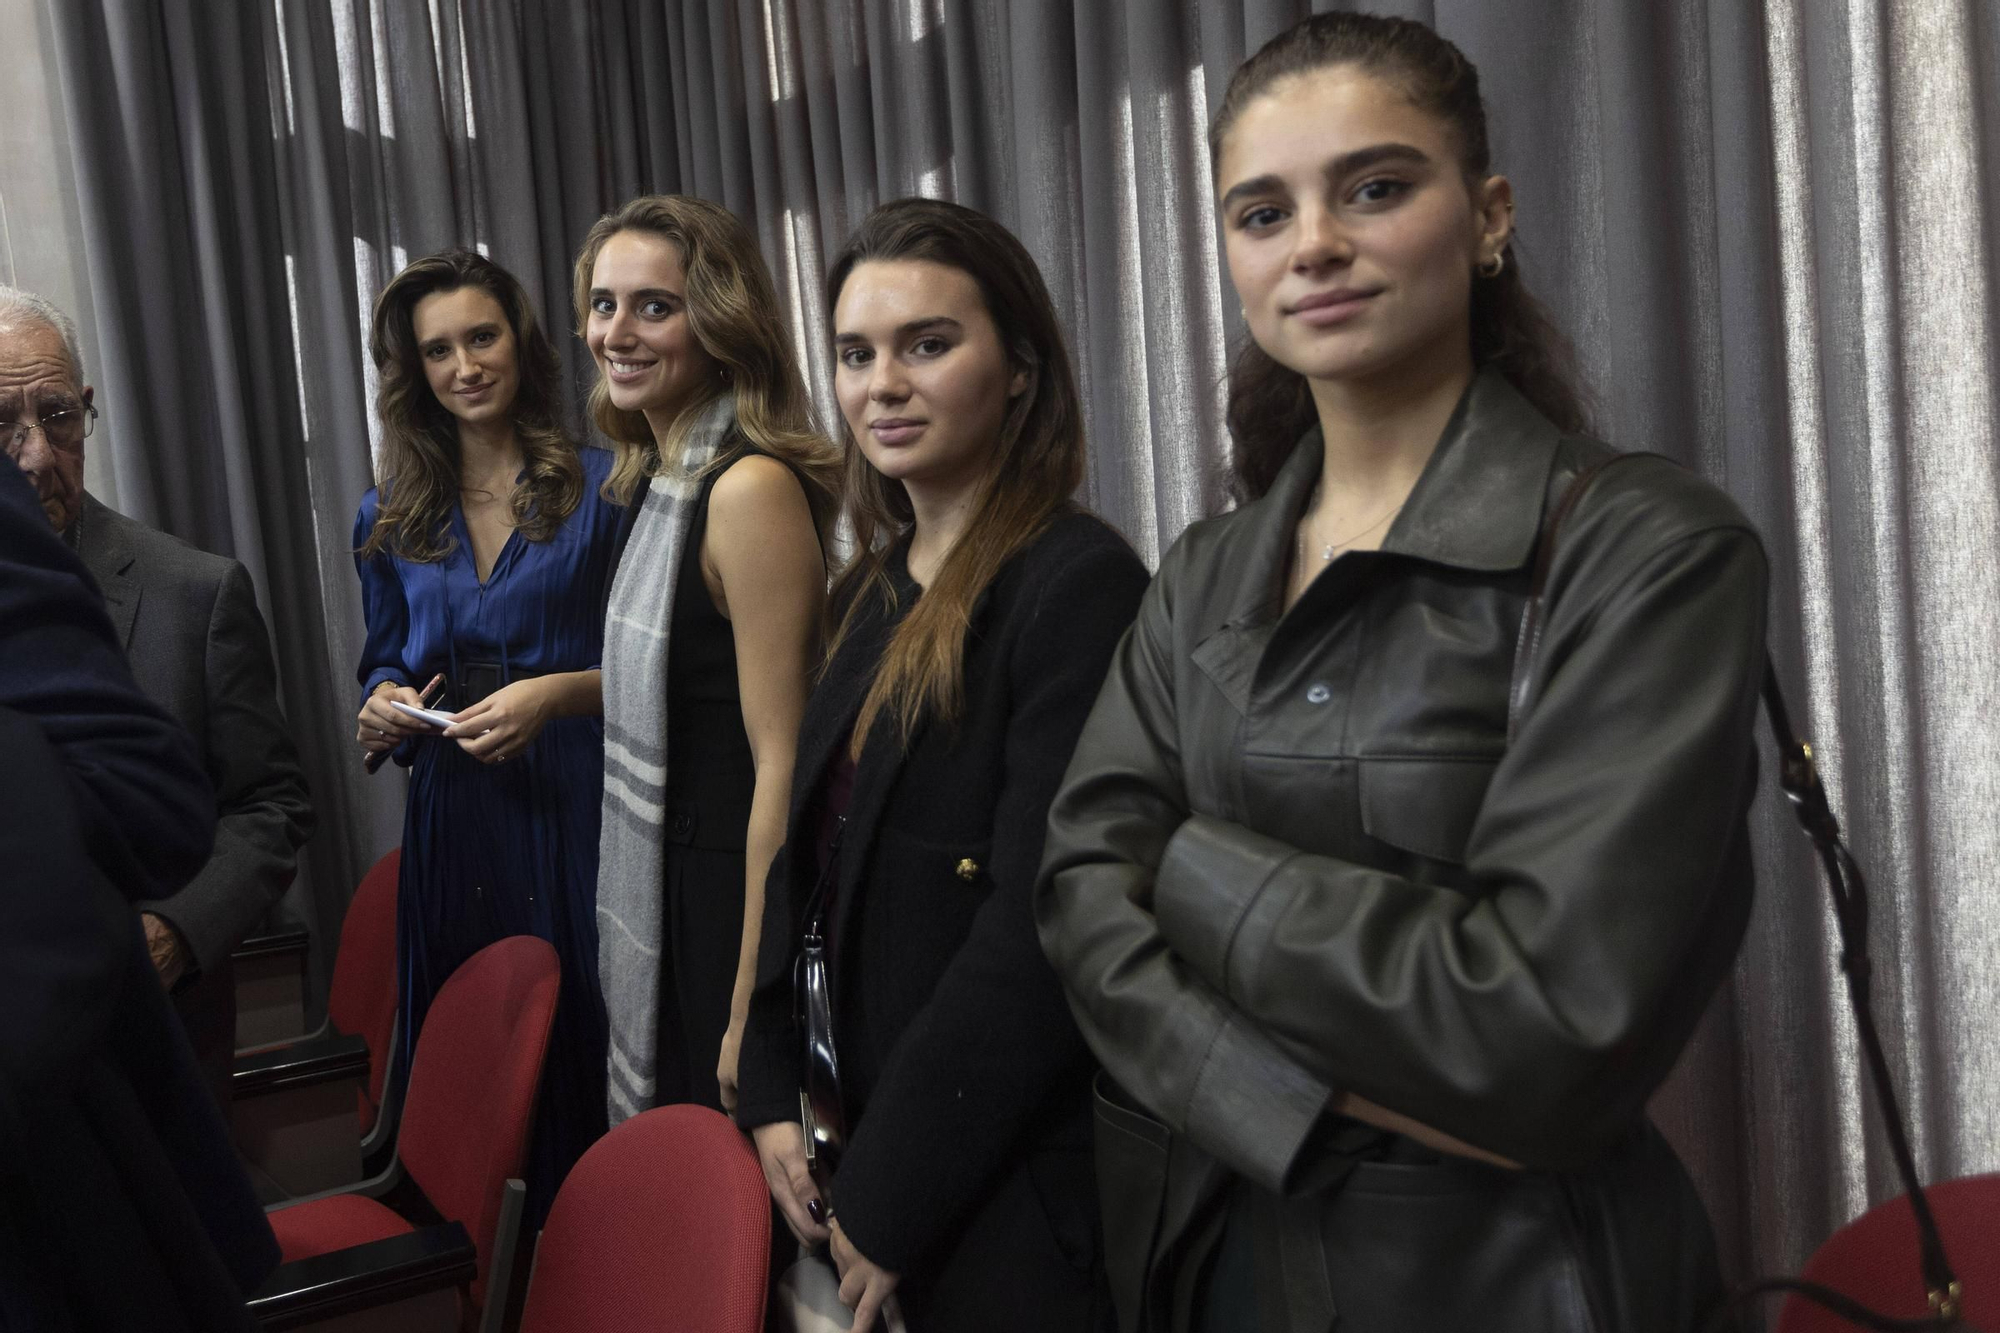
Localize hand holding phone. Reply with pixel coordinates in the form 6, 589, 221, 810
361, 673, 446, 773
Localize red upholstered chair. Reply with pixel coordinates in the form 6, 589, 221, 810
516, 1104, 770, 1333
233, 847, 406, 1196
1775, 1174, 2000, 1332
328, 845, 404, 1137
250, 935, 560, 1331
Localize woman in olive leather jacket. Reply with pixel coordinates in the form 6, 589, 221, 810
1036, 14, 1765, 1333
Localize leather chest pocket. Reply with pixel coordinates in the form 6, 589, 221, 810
1358, 755, 1498, 866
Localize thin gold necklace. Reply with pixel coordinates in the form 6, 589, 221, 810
1305, 500, 1403, 560
1290, 488, 1405, 600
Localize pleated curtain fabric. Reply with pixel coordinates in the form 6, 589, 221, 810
39, 0, 2000, 1287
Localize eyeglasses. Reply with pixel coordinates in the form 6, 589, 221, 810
1, 405, 97, 453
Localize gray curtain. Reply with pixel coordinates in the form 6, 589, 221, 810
43, 0, 1999, 1290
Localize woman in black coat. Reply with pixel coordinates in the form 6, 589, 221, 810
734, 198, 1149, 1332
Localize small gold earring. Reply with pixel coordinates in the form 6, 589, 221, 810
1478, 253, 1505, 279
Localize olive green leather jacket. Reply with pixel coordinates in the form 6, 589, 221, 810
1036, 372, 1768, 1327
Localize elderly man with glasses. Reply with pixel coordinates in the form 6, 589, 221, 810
0, 286, 314, 1104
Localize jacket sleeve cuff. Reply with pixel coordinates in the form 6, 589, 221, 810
1183, 1010, 1331, 1193
362, 668, 406, 701
139, 906, 206, 990
733, 1007, 801, 1132
732, 1092, 799, 1133
1155, 812, 1297, 997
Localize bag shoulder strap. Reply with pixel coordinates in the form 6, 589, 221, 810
1506, 449, 1640, 740
1511, 453, 1963, 1329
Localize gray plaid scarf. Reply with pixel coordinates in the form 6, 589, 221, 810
597, 395, 734, 1124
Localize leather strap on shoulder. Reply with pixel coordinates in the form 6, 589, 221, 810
1505, 451, 1647, 741
1507, 452, 1961, 1328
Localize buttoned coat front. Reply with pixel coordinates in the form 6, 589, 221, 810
1037, 373, 1770, 1332
738, 509, 1151, 1331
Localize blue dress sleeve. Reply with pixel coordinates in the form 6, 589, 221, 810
583, 444, 629, 548
353, 489, 411, 703
582, 445, 630, 672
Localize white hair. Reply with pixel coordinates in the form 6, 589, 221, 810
0, 286, 86, 386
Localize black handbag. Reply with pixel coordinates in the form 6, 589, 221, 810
1518, 452, 1965, 1332
775, 816, 920, 1331
795, 816, 849, 1197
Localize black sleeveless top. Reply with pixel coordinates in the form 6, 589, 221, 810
661, 448, 760, 828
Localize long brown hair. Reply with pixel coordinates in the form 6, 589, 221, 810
1212, 12, 1591, 501
826, 198, 1087, 753
359, 249, 581, 561
570, 194, 839, 537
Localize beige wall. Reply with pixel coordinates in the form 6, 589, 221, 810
0, 0, 112, 501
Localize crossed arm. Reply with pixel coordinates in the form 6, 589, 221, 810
1036, 526, 1769, 1182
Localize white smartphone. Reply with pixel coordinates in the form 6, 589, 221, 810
389, 700, 458, 729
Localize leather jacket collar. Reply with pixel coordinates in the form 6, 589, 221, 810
1224, 370, 1564, 629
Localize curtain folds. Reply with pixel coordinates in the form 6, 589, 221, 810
42, 0, 1999, 1286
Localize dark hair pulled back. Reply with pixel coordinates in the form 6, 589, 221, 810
1212, 12, 1590, 500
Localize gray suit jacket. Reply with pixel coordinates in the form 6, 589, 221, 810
74, 492, 315, 1071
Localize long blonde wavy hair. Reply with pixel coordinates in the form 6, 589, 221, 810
571, 194, 839, 539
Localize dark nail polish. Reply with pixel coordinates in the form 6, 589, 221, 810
806, 1199, 825, 1224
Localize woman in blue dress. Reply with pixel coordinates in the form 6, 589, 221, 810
352, 249, 624, 1217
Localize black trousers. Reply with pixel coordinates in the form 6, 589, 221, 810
656, 835, 745, 1111
1192, 1122, 1726, 1333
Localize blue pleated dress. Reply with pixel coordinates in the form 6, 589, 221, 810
352, 444, 625, 1220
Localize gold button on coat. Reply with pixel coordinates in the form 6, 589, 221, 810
956, 857, 980, 881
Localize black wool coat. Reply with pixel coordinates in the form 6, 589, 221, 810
0, 454, 278, 1332
738, 507, 1149, 1329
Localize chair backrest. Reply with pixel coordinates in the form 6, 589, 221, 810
518, 1104, 770, 1333
326, 846, 401, 1128
398, 934, 560, 1308
1776, 1173, 1998, 1332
